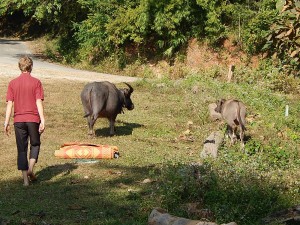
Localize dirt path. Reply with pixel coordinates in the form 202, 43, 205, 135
0, 38, 139, 83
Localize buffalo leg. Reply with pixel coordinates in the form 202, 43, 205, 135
226, 125, 234, 145
240, 129, 245, 151
88, 94, 106, 135
87, 115, 97, 136
231, 126, 238, 144
225, 125, 230, 139
108, 117, 116, 136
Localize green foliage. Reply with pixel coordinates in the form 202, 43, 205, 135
196, 0, 227, 45
267, 72, 300, 94
0, 0, 85, 35
73, 1, 114, 64
263, 0, 300, 76
106, 2, 149, 46
0, 1, 9, 15
233, 59, 300, 94
151, 0, 204, 57
242, 8, 278, 54
71, 0, 208, 64
1, 0, 299, 80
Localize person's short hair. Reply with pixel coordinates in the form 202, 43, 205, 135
19, 56, 33, 72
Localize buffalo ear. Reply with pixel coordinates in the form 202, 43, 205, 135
215, 99, 225, 113
123, 88, 130, 96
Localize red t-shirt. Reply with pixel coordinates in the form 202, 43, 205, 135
6, 72, 44, 123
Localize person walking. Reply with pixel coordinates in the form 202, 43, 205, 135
4, 56, 45, 186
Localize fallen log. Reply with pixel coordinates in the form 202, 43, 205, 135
148, 208, 237, 225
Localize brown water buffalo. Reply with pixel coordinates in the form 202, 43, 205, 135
81, 81, 134, 136
215, 99, 246, 149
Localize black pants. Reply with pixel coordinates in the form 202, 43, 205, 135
14, 122, 41, 170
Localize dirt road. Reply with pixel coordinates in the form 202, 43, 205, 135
0, 38, 139, 83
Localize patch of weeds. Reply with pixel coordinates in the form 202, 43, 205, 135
245, 139, 264, 155
242, 138, 298, 171
155, 160, 294, 225
266, 73, 300, 94
94, 55, 123, 75
45, 46, 58, 61
286, 129, 300, 141
284, 117, 300, 132
264, 145, 290, 168
123, 60, 155, 78
156, 163, 203, 212
126, 190, 142, 200
168, 64, 189, 80
234, 66, 259, 85
204, 65, 225, 79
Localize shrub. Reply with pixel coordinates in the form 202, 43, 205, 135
262, 0, 300, 77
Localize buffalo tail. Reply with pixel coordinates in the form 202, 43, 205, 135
83, 87, 93, 118
237, 102, 246, 131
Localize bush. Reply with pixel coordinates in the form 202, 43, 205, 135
262, 0, 300, 77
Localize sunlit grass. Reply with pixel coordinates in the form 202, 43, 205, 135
0, 74, 299, 225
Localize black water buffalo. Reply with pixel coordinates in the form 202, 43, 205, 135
80, 81, 134, 136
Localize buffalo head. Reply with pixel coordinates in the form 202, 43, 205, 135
122, 82, 134, 110
215, 99, 225, 113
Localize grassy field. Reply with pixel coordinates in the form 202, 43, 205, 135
0, 73, 299, 225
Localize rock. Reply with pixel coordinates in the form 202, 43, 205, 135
262, 205, 300, 224
148, 208, 236, 225
141, 178, 153, 184
200, 131, 224, 159
0, 218, 9, 225
208, 103, 222, 121
192, 85, 199, 94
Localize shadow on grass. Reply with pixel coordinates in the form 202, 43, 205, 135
158, 163, 295, 225
95, 121, 143, 137
0, 161, 296, 225
35, 163, 78, 182
0, 161, 155, 225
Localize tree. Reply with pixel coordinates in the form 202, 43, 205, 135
263, 0, 300, 76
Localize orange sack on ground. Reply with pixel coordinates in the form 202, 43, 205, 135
54, 142, 119, 159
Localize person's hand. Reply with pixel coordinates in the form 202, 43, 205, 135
39, 122, 45, 134
4, 123, 11, 136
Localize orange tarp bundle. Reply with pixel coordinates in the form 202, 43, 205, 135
54, 142, 119, 159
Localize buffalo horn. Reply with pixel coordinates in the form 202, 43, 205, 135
124, 82, 134, 93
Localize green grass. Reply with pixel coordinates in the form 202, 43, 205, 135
0, 74, 299, 225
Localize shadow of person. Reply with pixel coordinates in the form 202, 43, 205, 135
35, 163, 78, 182
95, 121, 143, 137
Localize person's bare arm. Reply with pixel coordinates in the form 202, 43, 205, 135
4, 101, 13, 136
36, 99, 45, 134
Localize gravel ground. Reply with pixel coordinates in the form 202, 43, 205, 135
0, 38, 139, 83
